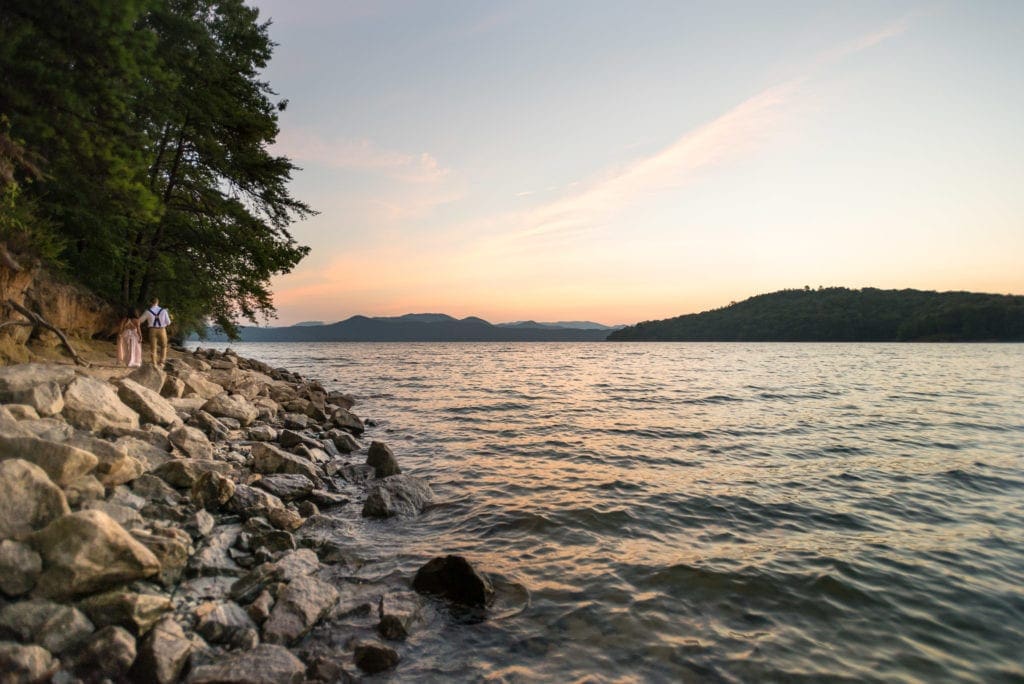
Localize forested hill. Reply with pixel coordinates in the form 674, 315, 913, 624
608, 288, 1024, 342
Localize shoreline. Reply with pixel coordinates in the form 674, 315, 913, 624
0, 342, 487, 681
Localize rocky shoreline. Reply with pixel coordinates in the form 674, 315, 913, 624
0, 346, 493, 683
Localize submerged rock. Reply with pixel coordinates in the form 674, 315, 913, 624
362, 474, 433, 518
353, 639, 399, 674
412, 555, 494, 608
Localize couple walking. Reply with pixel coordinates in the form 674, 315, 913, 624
117, 297, 172, 368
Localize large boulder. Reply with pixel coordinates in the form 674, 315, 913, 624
65, 435, 145, 487
201, 394, 259, 426
0, 540, 42, 596
0, 459, 70, 540
262, 576, 339, 646
412, 555, 494, 607
251, 443, 320, 482
168, 425, 214, 460
0, 363, 75, 398
61, 375, 139, 433
117, 378, 179, 427
186, 644, 305, 684
28, 509, 161, 599
127, 363, 166, 393
0, 435, 98, 487
361, 474, 434, 519
366, 441, 401, 478
12, 383, 64, 417
0, 642, 57, 683
131, 617, 192, 684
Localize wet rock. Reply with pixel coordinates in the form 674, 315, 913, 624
0, 642, 57, 683
0, 435, 98, 487
78, 590, 172, 635
307, 655, 357, 683
366, 440, 401, 478
0, 540, 42, 596
327, 391, 356, 410
201, 394, 259, 426
256, 473, 315, 501
117, 378, 179, 426
191, 470, 236, 511
132, 616, 192, 684
153, 458, 233, 488
63, 475, 106, 507
361, 474, 434, 519
227, 484, 285, 518
251, 443, 320, 482
168, 425, 214, 460
306, 489, 347, 509
73, 625, 136, 679
330, 407, 364, 435
195, 600, 258, 646
186, 643, 305, 684
230, 549, 320, 604
377, 591, 424, 641
66, 434, 145, 487
0, 459, 70, 540
189, 409, 230, 441
131, 473, 181, 505
132, 527, 193, 586
128, 363, 166, 393
248, 425, 277, 442
353, 639, 399, 674
262, 575, 338, 646
61, 375, 139, 433
29, 509, 160, 599
412, 555, 494, 607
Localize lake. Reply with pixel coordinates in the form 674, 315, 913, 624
186, 341, 1024, 682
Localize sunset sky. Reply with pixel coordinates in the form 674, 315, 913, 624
253, 0, 1023, 326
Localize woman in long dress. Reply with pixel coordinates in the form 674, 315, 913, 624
117, 311, 143, 368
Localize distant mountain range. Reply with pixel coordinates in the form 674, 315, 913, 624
196, 313, 621, 342
609, 287, 1024, 342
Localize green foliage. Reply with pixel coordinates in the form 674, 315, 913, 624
0, 0, 312, 336
608, 288, 1024, 342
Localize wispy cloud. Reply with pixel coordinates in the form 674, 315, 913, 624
274, 131, 452, 184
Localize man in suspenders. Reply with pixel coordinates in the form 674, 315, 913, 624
141, 297, 172, 366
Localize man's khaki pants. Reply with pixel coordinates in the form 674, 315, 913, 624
149, 327, 168, 366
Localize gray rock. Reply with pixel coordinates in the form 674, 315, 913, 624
188, 524, 243, 578
61, 375, 139, 433
227, 483, 285, 518
117, 378, 179, 427
117, 436, 174, 470
16, 417, 74, 442
78, 590, 172, 635
0, 540, 42, 596
82, 500, 145, 529
153, 458, 233, 489
277, 429, 320, 450
229, 549, 320, 604
262, 575, 339, 646
353, 639, 399, 674
190, 470, 236, 511
0, 599, 58, 641
0, 435, 98, 487
186, 509, 216, 538
0, 363, 75, 397
128, 363, 166, 393
334, 462, 375, 483
73, 625, 136, 679
255, 473, 315, 502
201, 394, 258, 426
13, 382, 64, 417
0, 641, 57, 683
250, 529, 296, 553
32, 604, 94, 656
361, 474, 434, 519
29, 510, 161, 599
0, 459, 70, 540
251, 443, 320, 482
247, 425, 277, 442
366, 440, 401, 478
413, 555, 494, 607
186, 643, 305, 684
130, 473, 181, 505
188, 409, 230, 441
377, 591, 424, 641
131, 616, 192, 684
131, 527, 193, 586
167, 425, 213, 460
196, 600, 257, 645
331, 407, 364, 435
65, 434, 145, 487
281, 412, 309, 430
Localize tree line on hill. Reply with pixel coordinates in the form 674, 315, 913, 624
0, 0, 311, 337
608, 288, 1024, 342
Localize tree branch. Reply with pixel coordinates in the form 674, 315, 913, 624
5, 299, 89, 366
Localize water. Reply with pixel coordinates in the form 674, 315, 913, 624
188, 342, 1024, 682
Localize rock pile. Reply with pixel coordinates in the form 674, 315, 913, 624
0, 347, 494, 681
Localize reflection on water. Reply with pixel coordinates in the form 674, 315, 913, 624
189, 341, 1024, 682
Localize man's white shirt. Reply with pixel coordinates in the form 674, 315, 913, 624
142, 307, 171, 328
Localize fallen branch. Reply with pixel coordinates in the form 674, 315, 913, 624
5, 299, 89, 367
0, 320, 32, 331
0, 242, 22, 273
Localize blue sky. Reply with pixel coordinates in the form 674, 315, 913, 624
251, 0, 1024, 325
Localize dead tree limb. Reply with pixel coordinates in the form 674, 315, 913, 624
0, 242, 22, 272
5, 299, 89, 367
0, 320, 32, 331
